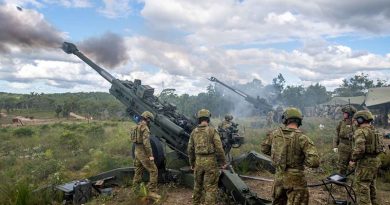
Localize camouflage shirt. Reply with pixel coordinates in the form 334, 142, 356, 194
218, 120, 233, 130
135, 121, 153, 157
334, 119, 355, 147
351, 125, 384, 161
261, 127, 319, 171
187, 125, 227, 167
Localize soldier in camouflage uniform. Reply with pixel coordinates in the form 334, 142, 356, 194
219, 114, 234, 130
266, 110, 274, 127
131, 111, 160, 198
333, 105, 357, 175
274, 106, 284, 123
261, 107, 320, 205
349, 110, 385, 205
188, 109, 227, 205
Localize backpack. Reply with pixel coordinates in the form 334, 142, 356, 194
271, 128, 301, 171
130, 125, 143, 144
365, 128, 386, 154
193, 126, 216, 155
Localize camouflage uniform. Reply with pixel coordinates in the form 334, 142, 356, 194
219, 114, 233, 130
132, 113, 158, 192
334, 119, 356, 175
261, 108, 319, 205
351, 110, 385, 205
188, 109, 227, 205
334, 106, 356, 175
266, 111, 274, 127
219, 120, 233, 130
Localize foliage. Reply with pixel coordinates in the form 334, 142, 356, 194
159, 84, 234, 117
272, 73, 286, 101
0, 92, 126, 120
334, 73, 389, 97
13, 127, 35, 137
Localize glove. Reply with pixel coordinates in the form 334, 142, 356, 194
333, 148, 338, 153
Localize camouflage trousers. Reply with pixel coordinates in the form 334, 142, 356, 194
337, 142, 352, 175
132, 147, 158, 192
272, 170, 309, 205
193, 155, 220, 205
354, 156, 381, 205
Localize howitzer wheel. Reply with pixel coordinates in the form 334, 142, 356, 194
131, 136, 165, 169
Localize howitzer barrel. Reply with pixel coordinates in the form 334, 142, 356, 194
209, 77, 248, 98
62, 42, 114, 83
209, 76, 272, 112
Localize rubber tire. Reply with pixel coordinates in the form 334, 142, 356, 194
131, 136, 165, 169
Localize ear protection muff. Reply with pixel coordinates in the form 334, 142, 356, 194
357, 117, 364, 124
281, 114, 287, 124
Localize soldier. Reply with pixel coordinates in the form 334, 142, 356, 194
188, 109, 227, 205
266, 110, 274, 127
349, 110, 385, 205
131, 111, 160, 198
333, 105, 357, 175
274, 106, 284, 123
261, 107, 319, 205
219, 114, 234, 130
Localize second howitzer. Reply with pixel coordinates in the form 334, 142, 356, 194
62, 42, 272, 205
209, 76, 273, 113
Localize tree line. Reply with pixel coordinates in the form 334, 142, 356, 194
0, 92, 125, 119
0, 73, 388, 119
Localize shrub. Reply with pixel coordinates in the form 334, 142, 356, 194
0, 179, 60, 205
13, 127, 34, 137
84, 124, 105, 139
59, 131, 81, 150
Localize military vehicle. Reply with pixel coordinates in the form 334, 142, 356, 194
208, 76, 273, 114
58, 42, 275, 204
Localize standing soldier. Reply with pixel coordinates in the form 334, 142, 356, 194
131, 111, 160, 198
333, 105, 357, 175
188, 109, 227, 205
219, 114, 234, 130
349, 110, 385, 205
261, 107, 319, 205
266, 110, 274, 127
274, 106, 284, 123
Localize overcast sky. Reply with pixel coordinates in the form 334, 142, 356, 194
0, 0, 390, 95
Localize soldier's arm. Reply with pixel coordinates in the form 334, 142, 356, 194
260, 132, 272, 156
351, 129, 366, 161
187, 132, 195, 167
301, 135, 320, 168
141, 125, 153, 157
213, 130, 227, 166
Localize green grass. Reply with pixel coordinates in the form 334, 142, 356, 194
0, 120, 136, 203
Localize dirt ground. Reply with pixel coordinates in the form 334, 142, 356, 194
161, 171, 390, 205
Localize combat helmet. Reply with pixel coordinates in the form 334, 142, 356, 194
282, 107, 303, 126
341, 105, 357, 114
225, 114, 233, 121
353, 110, 373, 123
141, 111, 154, 121
197, 109, 211, 118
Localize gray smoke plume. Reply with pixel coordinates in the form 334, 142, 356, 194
0, 4, 64, 53
215, 79, 278, 117
79, 32, 129, 68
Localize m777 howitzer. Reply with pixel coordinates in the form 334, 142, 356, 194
209, 77, 273, 113
57, 42, 274, 205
